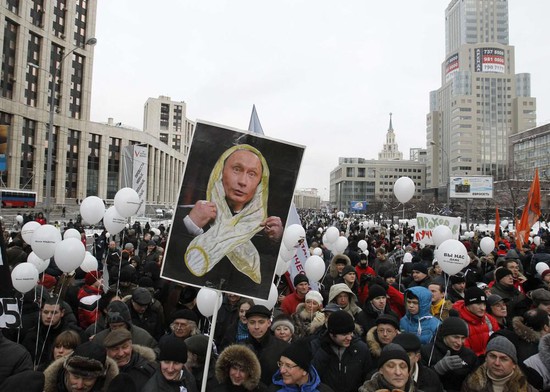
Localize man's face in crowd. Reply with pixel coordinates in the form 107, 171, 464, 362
490, 301, 507, 319
406, 297, 419, 315
429, 284, 444, 304
160, 360, 184, 381
505, 261, 520, 278
499, 273, 514, 287
335, 292, 350, 307
371, 296, 387, 312
344, 271, 356, 284
537, 302, 550, 314
407, 351, 420, 371
106, 340, 133, 367
336, 263, 346, 273
222, 150, 262, 212
66, 372, 98, 392
330, 331, 353, 348
247, 316, 271, 340
443, 334, 466, 351
108, 241, 116, 249
376, 323, 398, 345
131, 300, 148, 315
412, 270, 427, 282
486, 351, 516, 378
42, 304, 64, 327
171, 318, 194, 338
452, 282, 466, 293
229, 364, 248, 386
466, 302, 486, 317
295, 282, 309, 296
379, 359, 409, 390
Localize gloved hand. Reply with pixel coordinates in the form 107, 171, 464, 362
434, 351, 464, 375
360, 273, 372, 287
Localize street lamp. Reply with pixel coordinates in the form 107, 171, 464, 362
430, 140, 450, 204
32, 37, 97, 222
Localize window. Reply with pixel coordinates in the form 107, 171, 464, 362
1, 19, 18, 99
87, 134, 100, 196
25, 33, 41, 106
20, 119, 36, 189
69, 54, 84, 119
53, 0, 66, 38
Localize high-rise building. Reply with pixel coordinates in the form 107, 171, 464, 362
426, 0, 536, 201
378, 113, 403, 160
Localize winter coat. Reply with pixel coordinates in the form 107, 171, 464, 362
122, 294, 165, 340
43, 355, 119, 392
242, 332, 289, 386
446, 286, 465, 303
269, 366, 334, 392
118, 345, 157, 390
280, 291, 306, 316
0, 333, 34, 386
523, 333, 550, 391
142, 366, 198, 392
320, 254, 351, 301
77, 284, 102, 329
513, 316, 545, 368
461, 362, 535, 392
291, 303, 326, 338
400, 286, 441, 344
420, 339, 478, 392
212, 344, 268, 392
361, 301, 399, 336
311, 331, 373, 392
490, 281, 528, 320
415, 363, 443, 392
452, 300, 500, 357
359, 372, 420, 392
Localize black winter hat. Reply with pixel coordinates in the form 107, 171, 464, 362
185, 334, 210, 359
131, 287, 152, 306
439, 317, 469, 337
171, 309, 199, 324
375, 314, 399, 330
495, 268, 513, 282
245, 305, 272, 319
293, 273, 309, 287
464, 287, 487, 305
411, 262, 428, 275
327, 310, 355, 334
106, 301, 132, 328
368, 284, 387, 302
450, 273, 466, 284
392, 332, 421, 353
65, 341, 107, 378
281, 339, 312, 371
342, 265, 356, 276
158, 336, 188, 363
378, 343, 410, 370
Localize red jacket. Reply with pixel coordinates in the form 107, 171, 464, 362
77, 285, 102, 329
453, 300, 500, 356
280, 291, 305, 315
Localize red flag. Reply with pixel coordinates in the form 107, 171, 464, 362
516, 169, 541, 248
494, 206, 501, 246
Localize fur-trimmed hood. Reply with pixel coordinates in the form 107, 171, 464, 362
329, 254, 351, 278
539, 333, 550, 372
132, 344, 156, 362
365, 326, 383, 358
43, 355, 119, 392
513, 316, 543, 344
215, 344, 261, 390
462, 363, 531, 392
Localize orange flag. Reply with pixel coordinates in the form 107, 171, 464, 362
494, 206, 501, 246
516, 169, 541, 248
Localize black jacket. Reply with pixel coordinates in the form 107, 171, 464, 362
242, 333, 289, 386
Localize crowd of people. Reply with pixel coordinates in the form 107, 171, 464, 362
1, 210, 550, 391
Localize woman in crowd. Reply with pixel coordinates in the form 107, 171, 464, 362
220, 298, 255, 350
212, 344, 268, 392
292, 290, 325, 338
271, 314, 294, 343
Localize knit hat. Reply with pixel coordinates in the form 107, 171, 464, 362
486, 336, 517, 363
39, 274, 57, 289
327, 310, 355, 334
103, 328, 132, 348
450, 273, 466, 284
293, 273, 309, 287
542, 269, 550, 280
158, 336, 188, 363
464, 287, 487, 305
439, 317, 469, 337
522, 309, 550, 331
342, 265, 356, 276
393, 332, 421, 353
185, 334, 210, 359
124, 243, 134, 251
305, 290, 323, 306
245, 305, 272, 319
368, 284, 387, 302
411, 262, 428, 275
383, 269, 396, 279
170, 309, 199, 324
281, 339, 312, 371
131, 287, 152, 306
495, 268, 513, 282
138, 276, 154, 288
84, 271, 101, 286
65, 341, 107, 378
375, 314, 400, 330
531, 288, 550, 305
505, 250, 520, 260
378, 344, 410, 370
271, 314, 295, 334
322, 303, 341, 313
106, 301, 132, 328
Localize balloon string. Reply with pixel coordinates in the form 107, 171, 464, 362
32, 282, 46, 368
36, 275, 65, 369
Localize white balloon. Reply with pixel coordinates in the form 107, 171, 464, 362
279, 245, 296, 262
534, 236, 541, 246
81, 252, 99, 273
254, 283, 278, 311
337, 211, 345, 221
105, 232, 111, 239
501, 220, 509, 228
31, 224, 62, 260
358, 240, 368, 251
480, 237, 495, 255
54, 238, 86, 273
312, 247, 323, 256
282, 224, 306, 250
114, 187, 141, 218
196, 288, 222, 317
63, 228, 81, 240
80, 196, 106, 225
103, 206, 127, 235
536, 262, 549, 275
432, 225, 453, 247
11, 263, 39, 293
27, 252, 49, 274
21, 221, 41, 244
15, 215, 23, 224
468, 231, 475, 239
304, 255, 326, 282
393, 176, 415, 203
363, 249, 369, 257
275, 256, 290, 276
325, 227, 339, 243
403, 253, 413, 263
333, 236, 349, 255
151, 228, 161, 236
437, 239, 470, 276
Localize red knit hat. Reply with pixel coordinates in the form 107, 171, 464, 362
39, 274, 57, 290
84, 271, 102, 286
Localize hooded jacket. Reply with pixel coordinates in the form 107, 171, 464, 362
452, 300, 500, 356
212, 344, 267, 392
399, 286, 441, 344
524, 333, 550, 391
513, 316, 546, 368
269, 365, 333, 392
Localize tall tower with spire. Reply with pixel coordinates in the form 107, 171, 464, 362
378, 113, 403, 160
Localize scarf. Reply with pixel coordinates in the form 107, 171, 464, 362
236, 320, 250, 343
431, 298, 445, 317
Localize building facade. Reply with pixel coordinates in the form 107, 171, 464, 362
426, 0, 536, 200
293, 188, 321, 209
509, 122, 550, 180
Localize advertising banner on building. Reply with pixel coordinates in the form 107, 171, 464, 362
0, 125, 8, 172
414, 213, 461, 245
450, 176, 493, 199
445, 53, 459, 82
475, 47, 505, 73
350, 200, 367, 211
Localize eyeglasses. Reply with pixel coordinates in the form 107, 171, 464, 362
171, 322, 189, 330
277, 361, 299, 370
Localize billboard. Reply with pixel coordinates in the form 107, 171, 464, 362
0, 125, 8, 172
450, 176, 493, 199
350, 200, 367, 211
475, 47, 505, 74
445, 53, 459, 82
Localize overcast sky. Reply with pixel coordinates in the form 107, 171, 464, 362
91, 1, 550, 200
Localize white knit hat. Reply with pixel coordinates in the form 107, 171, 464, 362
305, 290, 323, 306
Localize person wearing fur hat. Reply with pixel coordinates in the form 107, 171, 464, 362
512, 308, 550, 368
280, 274, 310, 316
43, 341, 119, 392
489, 267, 528, 321
310, 310, 373, 392
366, 314, 400, 367
359, 344, 419, 392
78, 271, 103, 329
103, 328, 157, 391
142, 337, 198, 392
400, 286, 441, 344
291, 291, 325, 338
211, 344, 268, 392
269, 339, 333, 391
524, 333, 550, 391
271, 314, 295, 343
320, 254, 351, 301
462, 335, 534, 392
420, 317, 478, 392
